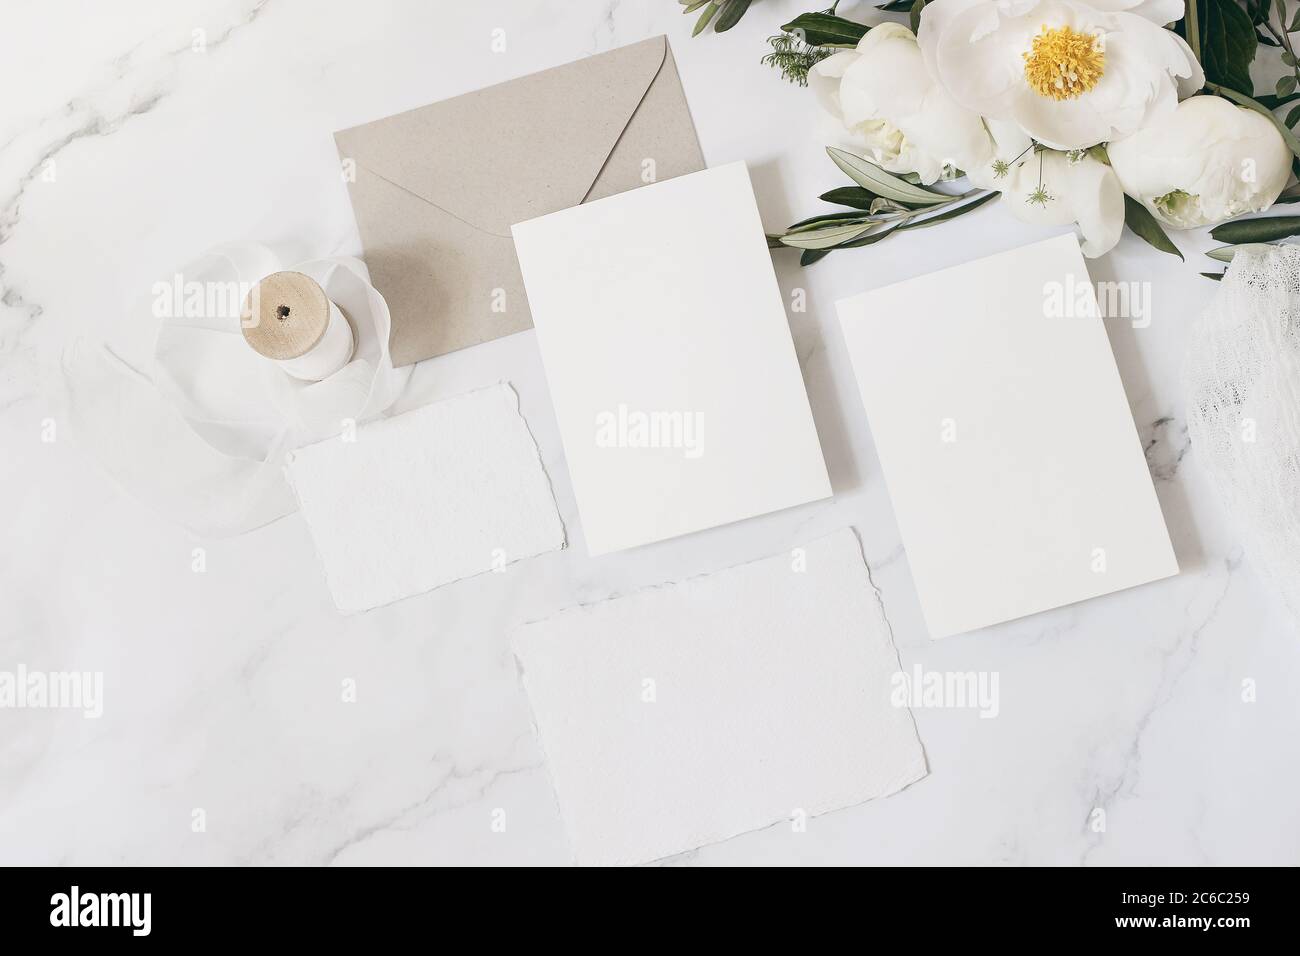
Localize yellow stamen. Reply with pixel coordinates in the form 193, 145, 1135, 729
1023, 26, 1104, 100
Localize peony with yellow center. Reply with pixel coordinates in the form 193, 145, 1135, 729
1023, 25, 1105, 100
918, 0, 1202, 151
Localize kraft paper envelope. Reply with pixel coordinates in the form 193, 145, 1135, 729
334, 36, 705, 367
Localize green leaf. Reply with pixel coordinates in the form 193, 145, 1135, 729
1207, 82, 1300, 162
1287, 103, 1300, 128
780, 12, 868, 48
897, 191, 998, 231
1210, 214, 1300, 242
713, 0, 753, 32
680, 1, 710, 12
909, 0, 928, 35
1292, 7, 1300, 30
1278, 75, 1298, 97
800, 248, 833, 266
779, 219, 886, 249
1205, 245, 1242, 262
1198, 0, 1259, 97
1254, 91, 1300, 108
1123, 196, 1183, 260
692, 1, 720, 36
1204, 242, 1277, 262
819, 186, 879, 209
826, 147, 950, 206
1200, 271, 1226, 280
1275, 181, 1300, 203
786, 210, 875, 232
837, 223, 902, 248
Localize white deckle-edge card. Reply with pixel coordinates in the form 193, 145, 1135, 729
837, 234, 1179, 639
512, 528, 927, 866
286, 383, 565, 612
511, 161, 831, 556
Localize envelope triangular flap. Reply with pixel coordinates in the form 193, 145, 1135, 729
334, 36, 670, 236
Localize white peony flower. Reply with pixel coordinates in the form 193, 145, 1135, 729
918, 0, 1203, 151
1082, 0, 1184, 20
996, 146, 1125, 256
1108, 95, 1293, 229
810, 22, 996, 184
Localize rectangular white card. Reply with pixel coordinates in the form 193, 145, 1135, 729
511, 161, 831, 556
512, 529, 926, 866
285, 384, 565, 611
837, 234, 1178, 639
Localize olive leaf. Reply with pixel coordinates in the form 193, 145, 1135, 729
1275, 180, 1300, 203
1204, 242, 1277, 262
786, 211, 875, 232
1210, 214, 1300, 243
779, 12, 868, 48
836, 223, 903, 248
713, 0, 753, 33
779, 219, 888, 249
1123, 196, 1183, 260
826, 147, 951, 206
896, 191, 997, 232
692, 1, 720, 36
819, 186, 878, 209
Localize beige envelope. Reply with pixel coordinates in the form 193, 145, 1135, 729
334, 36, 705, 367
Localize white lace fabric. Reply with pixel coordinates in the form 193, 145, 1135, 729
1185, 243, 1300, 622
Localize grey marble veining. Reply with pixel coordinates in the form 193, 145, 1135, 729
0, 0, 1296, 865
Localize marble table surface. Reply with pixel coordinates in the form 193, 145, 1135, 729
3, 0, 1298, 866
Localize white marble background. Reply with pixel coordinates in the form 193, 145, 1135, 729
2, 0, 1297, 865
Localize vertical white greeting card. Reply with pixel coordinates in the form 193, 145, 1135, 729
511, 161, 831, 556
837, 234, 1178, 638
512, 529, 926, 866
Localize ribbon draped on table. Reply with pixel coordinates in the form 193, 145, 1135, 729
56, 242, 410, 537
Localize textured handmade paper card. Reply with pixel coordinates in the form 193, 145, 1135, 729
511, 161, 831, 556
285, 384, 564, 612
837, 234, 1178, 639
512, 529, 926, 866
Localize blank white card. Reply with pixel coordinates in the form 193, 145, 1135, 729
512, 162, 830, 556
513, 529, 926, 866
837, 234, 1178, 638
